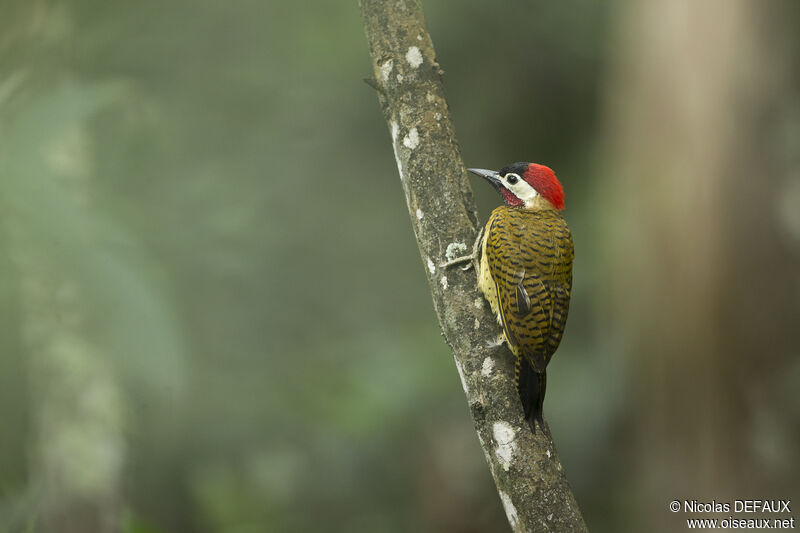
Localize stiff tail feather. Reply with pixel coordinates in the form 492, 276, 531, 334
517, 355, 546, 434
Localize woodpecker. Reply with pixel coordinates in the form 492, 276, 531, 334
446, 162, 573, 433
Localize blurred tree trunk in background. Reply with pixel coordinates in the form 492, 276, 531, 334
600, 0, 800, 529
11, 238, 125, 533
1, 4, 125, 532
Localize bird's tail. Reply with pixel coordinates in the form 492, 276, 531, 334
516, 355, 546, 434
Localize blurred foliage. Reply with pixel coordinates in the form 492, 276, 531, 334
1, 1, 798, 532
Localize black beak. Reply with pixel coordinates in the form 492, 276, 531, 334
467, 168, 502, 192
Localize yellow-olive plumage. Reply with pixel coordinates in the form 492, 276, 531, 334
469, 163, 573, 432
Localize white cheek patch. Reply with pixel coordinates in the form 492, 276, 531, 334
509, 180, 539, 206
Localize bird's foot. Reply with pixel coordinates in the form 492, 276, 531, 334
441, 227, 484, 271
485, 333, 506, 349
440, 254, 476, 271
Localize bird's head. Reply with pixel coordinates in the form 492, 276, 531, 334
468, 162, 564, 210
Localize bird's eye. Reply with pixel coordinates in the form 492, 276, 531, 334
506, 173, 520, 185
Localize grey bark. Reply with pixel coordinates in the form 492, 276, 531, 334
358, 1, 588, 531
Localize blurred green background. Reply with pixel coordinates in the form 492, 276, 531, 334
1, 1, 798, 532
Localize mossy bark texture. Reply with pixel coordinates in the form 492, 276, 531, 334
358, 1, 588, 531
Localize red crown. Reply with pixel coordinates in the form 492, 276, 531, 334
524, 164, 564, 210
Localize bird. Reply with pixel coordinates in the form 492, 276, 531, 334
444, 162, 573, 433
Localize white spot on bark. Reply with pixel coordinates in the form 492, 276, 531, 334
481, 357, 494, 377
474, 298, 484, 309
406, 46, 423, 68
445, 241, 467, 262
403, 127, 419, 150
434, 112, 442, 121
493, 421, 517, 471
415, 208, 423, 220
396, 73, 403, 83
474, 318, 480, 329
427, 258, 436, 274
380, 59, 393, 82
548, 513, 554, 521
390, 121, 403, 177
440, 276, 448, 290
454, 359, 468, 393
499, 491, 520, 531
546, 449, 552, 458
417, 34, 423, 41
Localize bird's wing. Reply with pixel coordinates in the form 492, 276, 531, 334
542, 219, 574, 364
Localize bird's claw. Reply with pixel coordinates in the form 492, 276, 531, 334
485, 334, 506, 349
441, 228, 484, 271
440, 254, 476, 270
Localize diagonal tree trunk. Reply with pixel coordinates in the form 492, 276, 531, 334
358, 1, 588, 531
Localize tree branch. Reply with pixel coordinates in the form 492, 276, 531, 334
358, 1, 588, 531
